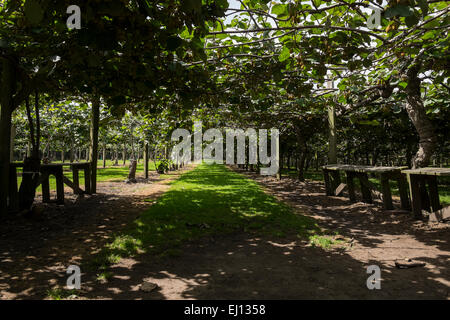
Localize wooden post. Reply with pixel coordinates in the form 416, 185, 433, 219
55, 166, 64, 204
72, 166, 80, 194
380, 173, 393, 210
346, 172, 356, 202
323, 169, 332, 196
330, 171, 341, 194
407, 174, 423, 219
42, 172, 50, 203
84, 164, 91, 194
397, 174, 411, 210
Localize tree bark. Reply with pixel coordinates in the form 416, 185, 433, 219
122, 143, 127, 166
404, 65, 437, 168
0, 58, 16, 213
19, 92, 41, 211
102, 144, 106, 168
127, 159, 137, 183
10, 124, 16, 161
144, 141, 149, 179
89, 96, 100, 193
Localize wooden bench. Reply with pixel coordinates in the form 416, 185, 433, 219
8, 162, 92, 208
402, 167, 450, 220
322, 165, 410, 210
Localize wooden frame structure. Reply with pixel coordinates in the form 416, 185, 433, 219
8, 162, 92, 210
322, 165, 410, 211
402, 167, 450, 220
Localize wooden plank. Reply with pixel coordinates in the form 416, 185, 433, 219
407, 173, 423, 219
330, 171, 341, 195
72, 168, 80, 194
55, 167, 64, 204
335, 183, 347, 196
402, 167, 450, 176
395, 173, 411, 210
346, 172, 356, 202
380, 173, 393, 210
62, 175, 84, 195
323, 164, 406, 174
323, 169, 332, 196
429, 206, 450, 222
84, 166, 91, 194
41, 172, 50, 203
418, 177, 431, 213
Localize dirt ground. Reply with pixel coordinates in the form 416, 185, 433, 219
0, 166, 449, 300
0, 166, 189, 299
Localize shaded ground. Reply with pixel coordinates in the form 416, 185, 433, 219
1, 165, 449, 300
0, 167, 191, 299
236, 168, 450, 299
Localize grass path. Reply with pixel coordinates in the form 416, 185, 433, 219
92, 164, 321, 270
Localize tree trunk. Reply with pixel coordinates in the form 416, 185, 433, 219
0, 58, 15, 213
10, 124, 16, 162
404, 65, 437, 168
114, 147, 119, 166
127, 159, 137, 183
89, 96, 100, 193
327, 82, 337, 164
102, 145, 106, 168
19, 92, 41, 211
123, 143, 127, 166
298, 152, 307, 181
144, 141, 149, 179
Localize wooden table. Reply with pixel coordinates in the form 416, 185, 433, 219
323, 165, 410, 210
8, 162, 92, 209
402, 167, 450, 219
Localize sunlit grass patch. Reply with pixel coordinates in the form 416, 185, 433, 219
308, 234, 345, 250
46, 287, 79, 300
91, 163, 320, 270
96, 271, 114, 282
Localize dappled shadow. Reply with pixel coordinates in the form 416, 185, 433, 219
1, 164, 448, 300
0, 167, 189, 299
232, 167, 449, 296
78, 232, 448, 299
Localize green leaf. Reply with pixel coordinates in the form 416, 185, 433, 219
272, 4, 288, 17
398, 81, 408, 89
384, 5, 414, 19
359, 119, 380, 126
405, 14, 419, 28
417, 0, 429, 17
110, 96, 126, 106
278, 46, 290, 62
166, 36, 183, 51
